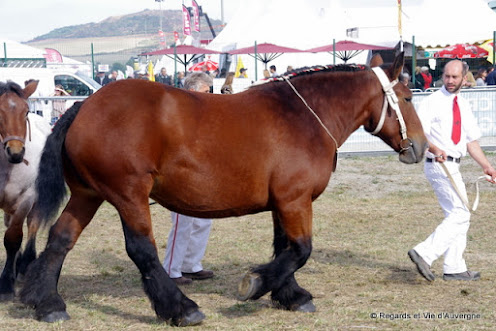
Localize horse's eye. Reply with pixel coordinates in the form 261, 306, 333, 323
405, 97, 412, 103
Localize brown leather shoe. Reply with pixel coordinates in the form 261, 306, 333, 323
182, 270, 214, 280
172, 276, 192, 285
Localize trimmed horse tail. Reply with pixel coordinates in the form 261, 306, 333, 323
35, 102, 83, 225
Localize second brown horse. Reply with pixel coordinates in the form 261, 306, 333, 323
21, 53, 427, 326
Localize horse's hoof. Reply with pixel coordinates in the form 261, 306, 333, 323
237, 273, 262, 301
38, 311, 71, 323
0, 292, 14, 302
177, 309, 205, 327
295, 300, 316, 313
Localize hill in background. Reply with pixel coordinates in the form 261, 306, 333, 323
27, 9, 224, 67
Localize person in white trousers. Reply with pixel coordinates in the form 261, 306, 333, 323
408, 60, 496, 282
162, 72, 215, 285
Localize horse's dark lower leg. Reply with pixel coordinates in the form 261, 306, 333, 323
16, 213, 41, 278
120, 216, 204, 326
238, 206, 314, 312
20, 195, 101, 322
0, 215, 22, 301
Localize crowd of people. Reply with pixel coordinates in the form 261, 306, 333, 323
405, 63, 496, 91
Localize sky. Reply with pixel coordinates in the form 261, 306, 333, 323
0, 0, 242, 42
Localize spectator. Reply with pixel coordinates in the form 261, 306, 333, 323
474, 67, 487, 86
420, 66, 432, 90
269, 65, 278, 77
486, 66, 496, 85
414, 66, 425, 90
263, 69, 271, 79
163, 72, 215, 285
221, 72, 235, 94
238, 67, 248, 78
462, 62, 476, 88
155, 67, 172, 85
50, 84, 70, 125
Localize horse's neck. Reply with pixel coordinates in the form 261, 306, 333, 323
297, 73, 376, 146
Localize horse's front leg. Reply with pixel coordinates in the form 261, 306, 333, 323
115, 193, 205, 327
0, 212, 22, 301
20, 193, 102, 322
16, 209, 42, 279
238, 196, 315, 312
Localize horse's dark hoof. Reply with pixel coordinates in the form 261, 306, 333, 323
176, 309, 205, 327
38, 311, 71, 323
295, 300, 316, 313
0, 292, 14, 302
237, 273, 262, 301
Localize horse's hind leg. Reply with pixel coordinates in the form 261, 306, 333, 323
238, 198, 315, 312
115, 195, 205, 326
20, 193, 102, 322
16, 210, 41, 280
0, 213, 22, 301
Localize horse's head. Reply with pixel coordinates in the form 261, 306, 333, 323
0, 80, 36, 164
365, 52, 428, 164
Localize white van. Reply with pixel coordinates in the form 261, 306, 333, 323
0, 67, 101, 122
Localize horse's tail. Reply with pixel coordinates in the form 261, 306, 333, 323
35, 101, 83, 225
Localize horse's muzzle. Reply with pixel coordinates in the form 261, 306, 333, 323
399, 138, 428, 164
5, 143, 26, 164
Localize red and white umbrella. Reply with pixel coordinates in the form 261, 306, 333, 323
433, 43, 489, 59
189, 59, 219, 72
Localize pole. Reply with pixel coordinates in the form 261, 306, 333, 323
221, 0, 225, 25
493, 30, 495, 68
91, 42, 95, 80
412, 36, 416, 87
174, 44, 178, 87
333, 38, 336, 65
254, 41, 258, 81
3, 42, 6, 67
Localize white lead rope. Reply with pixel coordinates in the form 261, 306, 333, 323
439, 162, 491, 212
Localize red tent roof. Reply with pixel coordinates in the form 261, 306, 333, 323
306, 40, 393, 53
229, 43, 303, 55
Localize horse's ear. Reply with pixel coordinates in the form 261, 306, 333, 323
23, 80, 39, 99
369, 54, 383, 67
390, 52, 405, 80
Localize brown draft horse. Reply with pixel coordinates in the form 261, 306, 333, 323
0, 81, 51, 300
20, 53, 427, 326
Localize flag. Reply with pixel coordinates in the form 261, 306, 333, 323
192, 0, 200, 32
158, 30, 166, 47
148, 61, 155, 81
182, 5, 191, 36
234, 56, 245, 78
44, 48, 63, 63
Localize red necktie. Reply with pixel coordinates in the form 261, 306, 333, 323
451, 96, 461, 144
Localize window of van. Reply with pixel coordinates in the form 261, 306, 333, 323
54, 74, 92, 96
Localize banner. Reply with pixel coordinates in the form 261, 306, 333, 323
182, 5, 191, 36
148, 61, 155, 82
192, 0, 200, 32
44, 48, 63, 63
158, 30, 166, 47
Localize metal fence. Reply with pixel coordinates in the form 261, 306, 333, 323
28, 85, 496, 153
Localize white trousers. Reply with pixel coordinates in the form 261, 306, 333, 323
414, 161, 471, 274
163, 212, 212, 278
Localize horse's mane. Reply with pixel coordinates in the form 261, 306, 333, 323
252, 63, 369, 87
0, 81, 24, 98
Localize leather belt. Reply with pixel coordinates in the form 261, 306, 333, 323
426, 156, 461, 163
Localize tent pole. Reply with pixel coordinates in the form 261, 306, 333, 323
412, 36, 416, 87
254, 41, 258, 81
174, 44, 178, 87
493, 31, 495, 68
333, 38, 336, 65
